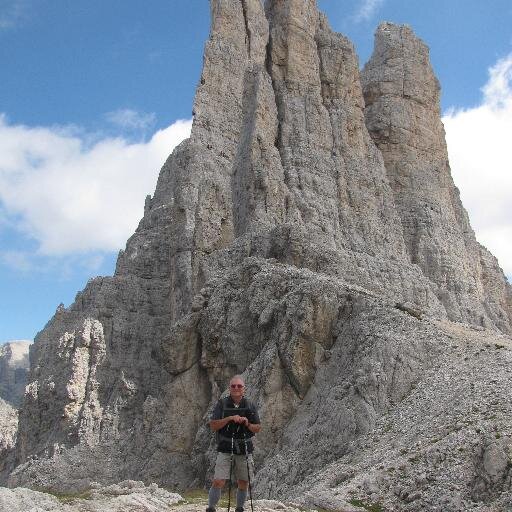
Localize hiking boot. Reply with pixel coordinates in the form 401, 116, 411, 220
235, 508, 244, 512
205, 508, 215, 512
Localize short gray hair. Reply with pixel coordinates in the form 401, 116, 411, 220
230, 375, 245, 386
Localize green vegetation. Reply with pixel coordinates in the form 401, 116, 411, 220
43, 489, 92, 503
176, 488, 244, 508
348, 498, 385, 511
174, 488, 343, 512
179, 488, 208, 502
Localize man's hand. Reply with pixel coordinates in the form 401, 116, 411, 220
209, 415, 248, 431
232, 415, 249, 426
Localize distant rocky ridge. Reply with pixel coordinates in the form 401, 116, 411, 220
0, 341, 30, 407
2, 1, 511, 511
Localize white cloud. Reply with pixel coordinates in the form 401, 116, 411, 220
443, 54, 512, 277
0, 0, 28, 30
105, 108, 156, 133
353, 0, 385, 22
0, 115, 192, 255
0, 249, 108, 283
0, 250, 33, 272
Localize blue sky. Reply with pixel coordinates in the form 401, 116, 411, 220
1, 0, 511, 343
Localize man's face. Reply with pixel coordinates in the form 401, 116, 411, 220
229, 378, 245, 401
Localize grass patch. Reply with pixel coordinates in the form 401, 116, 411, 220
180, 488, 208, 501
175, 488, 241, 508
348, 499, 385, 512
349, 499, 386, 512
175, 488, 339, 512
174, 488, 208, 507
43, 489, 92, 503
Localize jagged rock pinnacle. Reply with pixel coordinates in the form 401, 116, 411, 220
362, 22, 512, 332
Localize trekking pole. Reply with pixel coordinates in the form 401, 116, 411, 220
243, 430, 254, 512
227, 434, 234, 512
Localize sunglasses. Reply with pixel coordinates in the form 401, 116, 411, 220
230, 384, 244, 389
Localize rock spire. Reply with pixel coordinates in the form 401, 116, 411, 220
362, 22, 512, 332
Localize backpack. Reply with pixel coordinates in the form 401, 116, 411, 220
215, 396, 256, 454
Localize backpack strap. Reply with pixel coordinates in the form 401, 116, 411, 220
220, 396, 229, 418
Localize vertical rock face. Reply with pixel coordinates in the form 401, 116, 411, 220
265, 0, 404, 257
17, 319, 107, 457
6, 0, 512, 505
0, 341, 30, 407
361, 23, 512, 332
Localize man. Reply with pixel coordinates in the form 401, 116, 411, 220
207, 375, 261, 512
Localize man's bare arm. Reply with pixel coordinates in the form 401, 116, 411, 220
246, 422, 261, 434
210, 415, 261, 433
209, 414, 249, 431
209, 417, 233, 432
236, 416, 261, 434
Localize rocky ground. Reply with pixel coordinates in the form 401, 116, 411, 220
0, 481, 180, 512
286, 321, 512, 512
0, 481, 347, 512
